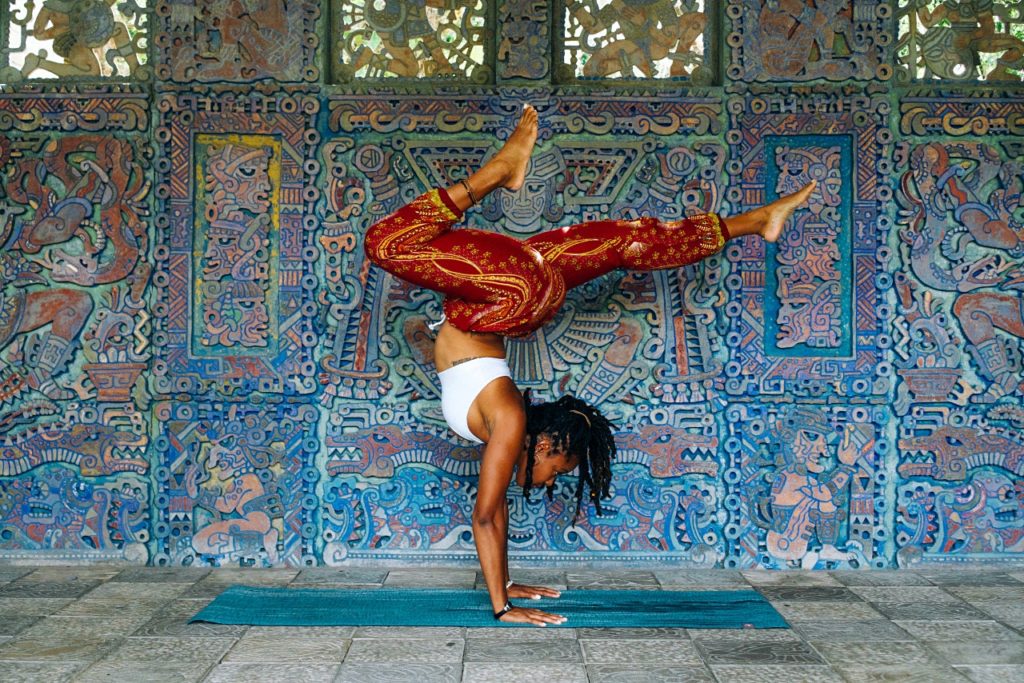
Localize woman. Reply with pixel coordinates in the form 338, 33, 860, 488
364, 105, 815, 626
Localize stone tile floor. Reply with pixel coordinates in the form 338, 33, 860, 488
0, 565, 1021, 682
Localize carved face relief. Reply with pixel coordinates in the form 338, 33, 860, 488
208, 435, 247, 479
202, 280, 270, 348
776, 280, 841, 349
499, 177, 550, 229
202, 224, 245, 281
791, 429, 829, 472
206, 144, 272, 214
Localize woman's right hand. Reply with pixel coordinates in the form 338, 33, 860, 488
498, 606, 568, 627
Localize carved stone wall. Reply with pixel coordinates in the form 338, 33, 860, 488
0, 1, 1020, 569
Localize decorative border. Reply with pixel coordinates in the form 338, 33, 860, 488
899, 88, 1024, 137
0, 87, 149, 132
151, 90, 321, 396
724, 88, 893, 400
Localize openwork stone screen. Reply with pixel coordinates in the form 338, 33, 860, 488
896, 0, 1024, 81
334, 0, 490, 81
0, 1, 1021, 573
3, 0, 149, 80
561, 0, 710, 81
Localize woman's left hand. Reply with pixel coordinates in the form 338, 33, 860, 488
508, 583, 561, 600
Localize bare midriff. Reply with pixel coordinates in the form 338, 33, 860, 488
434, 321, 506, 372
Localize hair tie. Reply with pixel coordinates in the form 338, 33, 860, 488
569, 409, 591, 428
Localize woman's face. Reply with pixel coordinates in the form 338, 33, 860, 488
531, 438, 579, 489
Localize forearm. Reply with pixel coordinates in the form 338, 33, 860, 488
498, 498, 510, 585
473, 516, 509, 612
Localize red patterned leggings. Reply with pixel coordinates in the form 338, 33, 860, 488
364, 188, 730, 337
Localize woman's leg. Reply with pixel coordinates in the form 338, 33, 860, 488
723, 183, 817, 242
524, 213, 728, 291
445, 104, 537, 212
525, 182, 817, 291
363, 106, 560, 335
364, 101, 815, 335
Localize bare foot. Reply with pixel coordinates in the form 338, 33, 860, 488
761, 180, 816, 243
491, 104, 538, 192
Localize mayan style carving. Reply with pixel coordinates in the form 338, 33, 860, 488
155, 0, 319, 83
498, 0, 549, 80
896, 141, 1024, 403
727, 404, 887, 569
0, 94, 151, 562
892, 92, 1024, 565
0, 134, 148, 407
897, 407, 1024, 562
334, 0, 489, 81
728, 0, 893, 81
151, 92, 320, 395
900, 88, 1024, 136
154, 400, 318, 567
562, 0, 709, 81
896, 0, 1024, 81
3, 0, 149, 80
0, 466, 149, 558
0, 7, 1018, 571
768, 141, 847, 351
196, 138, 274, 350
725, 91, 891, 400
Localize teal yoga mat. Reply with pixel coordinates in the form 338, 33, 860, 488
191, 586, 788, 629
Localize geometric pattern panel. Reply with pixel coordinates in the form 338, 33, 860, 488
151, 92, 321, 396
727, 0, 893, 81
0, 92, 152, 561
153, 399, 319, 567
724, 89, 894, 401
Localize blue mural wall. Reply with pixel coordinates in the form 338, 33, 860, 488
0, 1, 1021, 569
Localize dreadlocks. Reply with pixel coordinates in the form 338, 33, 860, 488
521, 390, 616, 519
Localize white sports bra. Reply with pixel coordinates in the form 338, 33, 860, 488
437, 357, 512, 444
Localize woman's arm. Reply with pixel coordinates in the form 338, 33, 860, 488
496, 495, 510, 587
472, 383, 565, 626
473, 410, 519, 613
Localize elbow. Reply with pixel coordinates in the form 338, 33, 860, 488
472, 510, 497, 529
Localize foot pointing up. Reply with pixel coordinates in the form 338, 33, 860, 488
762, 180, 816, 243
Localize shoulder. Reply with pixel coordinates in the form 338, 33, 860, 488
479, 377, 525, 435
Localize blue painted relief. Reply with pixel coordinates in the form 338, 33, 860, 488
0, 0, 1019, 571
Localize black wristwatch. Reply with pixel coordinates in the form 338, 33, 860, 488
494, 601, 514, 620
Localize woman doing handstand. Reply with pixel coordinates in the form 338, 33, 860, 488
364, 105, 815, 626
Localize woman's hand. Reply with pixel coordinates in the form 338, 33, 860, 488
498, 606, 568, 627
508, 582, 561, 600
